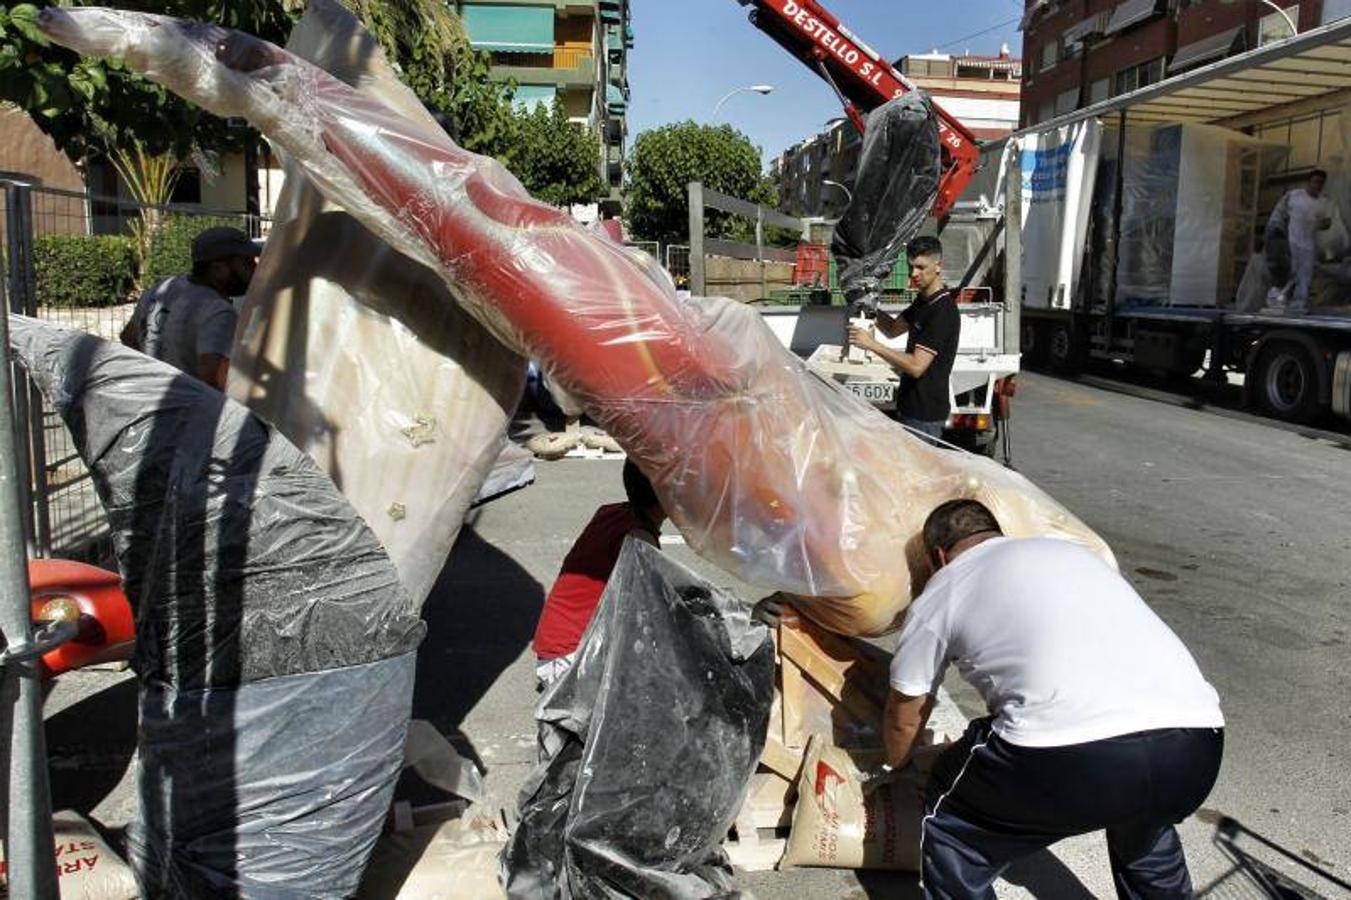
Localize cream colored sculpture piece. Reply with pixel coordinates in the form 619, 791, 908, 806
225, 0, 524, 605
41, 7, 1114, 635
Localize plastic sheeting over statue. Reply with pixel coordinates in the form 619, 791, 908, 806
831, 94, 941, 308
8, 316, 423, 897
228, 0, 526, 606
503, 540, 774, 898
40, 6, 1114, 636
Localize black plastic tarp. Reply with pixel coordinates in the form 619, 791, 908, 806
9, 316, 424, 897
831, 93, 942, 308
503, 539, 774, 899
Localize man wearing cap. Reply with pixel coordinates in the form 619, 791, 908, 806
120, 226, 261, 390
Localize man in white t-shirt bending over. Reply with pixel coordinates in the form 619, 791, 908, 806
885, 499, 1224, 900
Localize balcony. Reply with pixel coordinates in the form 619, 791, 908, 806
554, 43, 592, 69
493, 53, 595, 88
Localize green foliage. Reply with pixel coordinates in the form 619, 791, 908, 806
0, 2, 298, 165
143, 214, 246, 283
341, 0, 518, 158
33, 234, 136, 308
625, 121, 777, 246
0, 1, 517, 172
505, 104, 603, 207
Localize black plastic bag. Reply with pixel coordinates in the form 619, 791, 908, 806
9, 316, 424, 897
831, 93, 942, 308
503, 539, 774, 899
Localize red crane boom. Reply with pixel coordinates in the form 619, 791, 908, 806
738, 0, 981, 220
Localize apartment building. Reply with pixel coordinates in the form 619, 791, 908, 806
773, 49, 1022, 218
455, 0, 633, 195
1021, 0, 1351, 127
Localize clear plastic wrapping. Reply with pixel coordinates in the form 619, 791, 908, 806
1114, 124, 1277, 307
228, 0, 525, 606
41, 8, 1115, 636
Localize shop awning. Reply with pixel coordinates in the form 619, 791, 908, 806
1064, 12, 1109, 45
1014, 15, 1351, 133
512, 85, 557, 112
1169, 26, 1246, 73
462, 4, 554, 53
1105, 0, 1160, 36
607, 83, 626, 113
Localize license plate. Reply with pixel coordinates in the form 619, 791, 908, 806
846, 380, 896, 409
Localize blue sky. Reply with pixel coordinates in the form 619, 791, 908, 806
627, 0, 1025, 164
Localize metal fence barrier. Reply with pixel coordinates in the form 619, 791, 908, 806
1, 175, 266, 566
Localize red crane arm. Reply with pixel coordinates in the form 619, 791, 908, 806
738, 0, 981, 220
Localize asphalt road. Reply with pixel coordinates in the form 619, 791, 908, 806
40, 370, 1351, 898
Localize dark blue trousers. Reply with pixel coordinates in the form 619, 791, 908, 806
921, 719, 1224, 899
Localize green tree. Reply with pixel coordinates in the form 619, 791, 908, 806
505, 104, 603, 208
0, 2, 299, 165
0, 1, 517, 167
625, 121, 777, 246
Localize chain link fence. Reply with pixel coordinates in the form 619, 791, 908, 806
2, 176, 266, 564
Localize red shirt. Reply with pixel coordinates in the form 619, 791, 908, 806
533, 503, 650, 660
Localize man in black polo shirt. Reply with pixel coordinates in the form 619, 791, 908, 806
847, 235, 961, 441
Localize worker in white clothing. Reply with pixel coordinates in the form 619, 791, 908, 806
883, 499, 1224, 900
1265, 169, 1332, 312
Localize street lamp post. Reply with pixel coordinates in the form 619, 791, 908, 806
822, 179, 853, 205
712, 84, 775, 117
1258, 0, 1297, 38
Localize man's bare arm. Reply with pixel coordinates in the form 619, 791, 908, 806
884, 689, 934, 768
873, 310, 911, 339
848, 327, 937, 379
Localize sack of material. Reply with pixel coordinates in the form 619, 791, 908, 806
781, 737, 939, 871
0, 811, 139, 900
359, 813, 507, 900
8, 317, 423, 898
503, 540, 775, 899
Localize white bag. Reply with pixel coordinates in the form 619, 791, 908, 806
0, 811, 138, 900
781, 737, 940, 871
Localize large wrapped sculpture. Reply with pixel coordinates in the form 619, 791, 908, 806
40, 7, 1114, 636
229, 0, 526, 606
8, 317, 424, 897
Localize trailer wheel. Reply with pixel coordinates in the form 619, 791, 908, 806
1020, 323, 1047, 369
1253, 342, 1322, 423
1047, 323, 1081, 374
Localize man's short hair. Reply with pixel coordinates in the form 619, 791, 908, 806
622, 459, 661, 514
1310, 169, 1329, 182
906, 235, 943, 261
922, 499, 1003, 555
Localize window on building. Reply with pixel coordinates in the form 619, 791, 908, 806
1089, 77, 1110, 105
1113, 57, 1164, 96
1055, 88, 1079, 116
1040, 41, 1058, 72
1038, 99, 1056, 123
1258, 4, 1299, 45
1324, 0, 1351, 23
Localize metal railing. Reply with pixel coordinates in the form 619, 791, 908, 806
1, 175, 267, 565
665, 244, 691, 289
